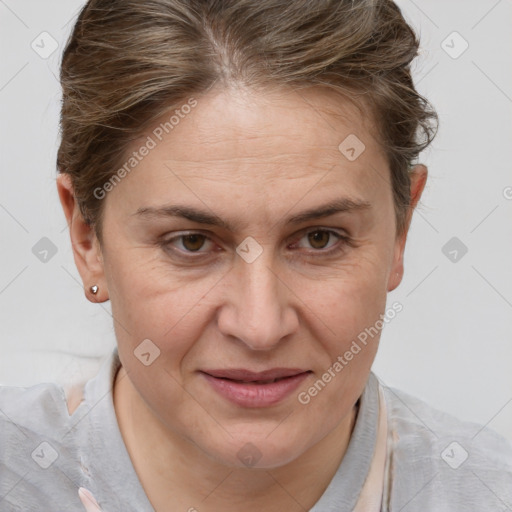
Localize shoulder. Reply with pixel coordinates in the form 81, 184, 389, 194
0, 382, 86, 510
380, 382, 512, 510
381, 382, 512, 458
0, 380, 72, 432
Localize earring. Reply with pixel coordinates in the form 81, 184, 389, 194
90, 285, 98, 295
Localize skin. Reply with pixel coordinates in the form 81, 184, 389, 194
58, 84, 427, 512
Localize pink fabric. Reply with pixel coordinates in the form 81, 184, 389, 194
352, 384, 388, 512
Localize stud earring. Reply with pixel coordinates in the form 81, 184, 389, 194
90, 285, 98, 295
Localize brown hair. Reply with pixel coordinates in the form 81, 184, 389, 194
57, 0, 438, 243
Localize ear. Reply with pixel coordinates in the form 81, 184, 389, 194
56, 173, 108, 303
387, 164, 428, 292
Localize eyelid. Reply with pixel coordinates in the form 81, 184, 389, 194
161, 230, 216, 255
289, 228, 350, 251
293, 226, 348, 242
161, 227, 352, 258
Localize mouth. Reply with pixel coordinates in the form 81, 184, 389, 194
199, 368, 313, 408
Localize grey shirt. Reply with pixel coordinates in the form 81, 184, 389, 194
1, 346, 511, 511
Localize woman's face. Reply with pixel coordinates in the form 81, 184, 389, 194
89, 86, 413, 468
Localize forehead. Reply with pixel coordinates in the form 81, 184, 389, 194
106, 85, 390, 221
163, 85, 382, 175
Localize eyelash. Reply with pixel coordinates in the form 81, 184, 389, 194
159, 228, 354, 260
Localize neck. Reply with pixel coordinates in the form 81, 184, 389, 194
113, 366, 359, 512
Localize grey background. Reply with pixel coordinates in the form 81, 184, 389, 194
0, 0, 511, 441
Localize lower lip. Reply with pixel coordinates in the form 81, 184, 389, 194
201, 372, 311, 408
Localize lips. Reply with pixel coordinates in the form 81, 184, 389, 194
200, 368, 312, 408
202, 368, 308, 382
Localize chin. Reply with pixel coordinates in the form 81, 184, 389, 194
197, 429, 311, 470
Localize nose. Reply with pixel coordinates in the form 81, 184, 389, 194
216, 250, 299, 351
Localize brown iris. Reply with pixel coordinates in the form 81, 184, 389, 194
307, 230, 331, 249
182, 234, 207, 252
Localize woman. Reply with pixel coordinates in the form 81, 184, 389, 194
1, 0, 511, 511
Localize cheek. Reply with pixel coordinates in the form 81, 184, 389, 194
105, 251, 221, 368
292, 259, 388, 433
310, 250, 390, 347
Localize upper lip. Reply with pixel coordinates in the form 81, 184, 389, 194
201, 368, 310, 382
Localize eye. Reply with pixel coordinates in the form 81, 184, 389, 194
291, 229, 350, 254
161, 232, 214, 256
160, 228, 353, 261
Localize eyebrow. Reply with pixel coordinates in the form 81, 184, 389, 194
132, 197, 372, 231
